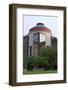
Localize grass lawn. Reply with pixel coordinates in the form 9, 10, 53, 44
23, 69, 57, 75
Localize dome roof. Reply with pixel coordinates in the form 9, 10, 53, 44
30, 23, 51, 32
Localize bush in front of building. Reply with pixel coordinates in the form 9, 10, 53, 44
39, 46, 57, 70
23, 56, 34, 71
23, 47, 57, 71
23, 56, 49, 71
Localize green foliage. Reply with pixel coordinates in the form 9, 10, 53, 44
23, 47, 57, 71
39, 47, 57, 70
23, 56, 35, 70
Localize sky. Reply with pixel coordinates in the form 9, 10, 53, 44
23, 15, 58, 38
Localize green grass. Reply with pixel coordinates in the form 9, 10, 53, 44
23, 69, 57, 75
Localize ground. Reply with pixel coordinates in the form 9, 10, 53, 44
23, 69, 57, 75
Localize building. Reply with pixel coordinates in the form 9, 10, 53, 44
23, 23, 57, 57
51, 36, 57, 48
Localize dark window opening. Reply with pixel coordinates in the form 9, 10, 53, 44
30, 46, 32, 56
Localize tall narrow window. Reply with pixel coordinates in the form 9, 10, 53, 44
30, 46, 32, 56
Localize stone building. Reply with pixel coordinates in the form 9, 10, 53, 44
23, 23, 57, 57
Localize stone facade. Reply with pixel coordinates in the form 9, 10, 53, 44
23, 23, 57, 57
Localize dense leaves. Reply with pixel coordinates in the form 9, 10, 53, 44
39, 47, 57, 70
23, 47, 57, 71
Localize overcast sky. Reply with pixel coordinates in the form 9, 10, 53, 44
23, 15, 58, 38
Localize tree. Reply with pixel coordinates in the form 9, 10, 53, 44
39, 47, 57, 70
23, 47, 57, 71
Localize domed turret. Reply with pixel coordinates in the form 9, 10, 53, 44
30, 23, 51, 33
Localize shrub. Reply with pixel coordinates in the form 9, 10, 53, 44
23, 47, 57, 71
39, 47, 57, 70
